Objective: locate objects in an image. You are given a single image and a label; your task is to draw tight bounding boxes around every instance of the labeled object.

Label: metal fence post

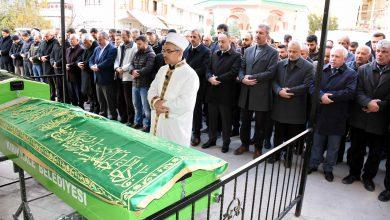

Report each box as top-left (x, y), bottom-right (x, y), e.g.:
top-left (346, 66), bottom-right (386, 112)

top-left (295, 0), bottom-right (331, 217)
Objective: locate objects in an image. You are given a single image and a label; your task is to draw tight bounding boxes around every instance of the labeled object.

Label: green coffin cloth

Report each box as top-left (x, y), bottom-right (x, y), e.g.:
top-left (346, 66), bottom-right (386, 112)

top-left (0, 97), bottom-right (228, 211)
top-left (0, 71), bottom-right (50, 104)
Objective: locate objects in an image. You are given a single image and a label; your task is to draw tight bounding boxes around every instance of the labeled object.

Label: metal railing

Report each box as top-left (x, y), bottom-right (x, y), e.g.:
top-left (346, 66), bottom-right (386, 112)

top-left (147, 128), bottom-right (313, 220)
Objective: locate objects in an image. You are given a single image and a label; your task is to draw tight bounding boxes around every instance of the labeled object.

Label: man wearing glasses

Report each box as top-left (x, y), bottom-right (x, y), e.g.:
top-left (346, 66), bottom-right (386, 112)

top-left (148, 33), bottom-right (200, 147)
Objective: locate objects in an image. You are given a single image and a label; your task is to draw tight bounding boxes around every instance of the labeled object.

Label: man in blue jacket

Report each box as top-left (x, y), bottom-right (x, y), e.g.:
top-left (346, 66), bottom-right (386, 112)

top-left (309, 45), bottom-right (357, 182)
top-left (89, 31), bottom-right (118, 120)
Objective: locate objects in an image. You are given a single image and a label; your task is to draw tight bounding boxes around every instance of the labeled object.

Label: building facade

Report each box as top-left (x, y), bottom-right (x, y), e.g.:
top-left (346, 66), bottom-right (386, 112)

top-left (67, 0), bottom-right (205, 33)
top-left (356, 0), bottom-right (390, 32)
top-left (196, 0), bottom-right (309, 41)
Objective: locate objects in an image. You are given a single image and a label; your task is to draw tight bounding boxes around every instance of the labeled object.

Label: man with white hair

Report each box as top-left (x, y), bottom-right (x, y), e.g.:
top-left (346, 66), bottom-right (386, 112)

top-left (78, 34), bottom-right (99, 113)
top-left (147, 32), bottom-right (199, 147)
top-left (268, 40), bottom-right (314, 165)
top-left (39, 29), bottom-right (61, 101)
top-left (344, 40), bottom-right (390, 202)
top-left (309, 45), bottom-right (357, 182)
top-left (65, 34), bottom-right (84, 108)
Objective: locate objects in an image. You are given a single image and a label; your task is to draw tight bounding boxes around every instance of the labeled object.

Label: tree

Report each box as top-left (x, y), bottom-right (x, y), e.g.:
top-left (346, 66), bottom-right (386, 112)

top-left (0, 0), bottom-right (51, 32)
top-left (308, 13), bottom-right (339, 35)
top-left (228, 20), bottom-right (241, 38)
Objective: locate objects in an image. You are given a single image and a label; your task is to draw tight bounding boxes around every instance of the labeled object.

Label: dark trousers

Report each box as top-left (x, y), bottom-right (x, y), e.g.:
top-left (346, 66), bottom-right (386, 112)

top-left (1, 59), bottom-right (13, 72)
top-left (273, 121), bottom-right (305, 160)
top-left (96, 83), bottom-right (117, 119)
top-left (23, 60), bottom-right (32, 77)
top-left (348, 126), bottom-right (384, 180)
top-left (192, 99), bottom-right (203, 138)
top-left (48, 74), bottom-right (64, 102)
top-left (116, 79), bottom-right (127, 122)
top-left (208, 103), bottom-right (232, 145)
top-left (67, 80), bottom-right (83, 108)
top-left (385, 145), bottom-right (390, 190)
top-left (240, 108), bottom-right (268, 150)
top-left (123, 81), bottom-right (135, 124)
top-left (264, 115), bottom-right (274, 141)
top-left (232, 105), bottom-right (241, 131)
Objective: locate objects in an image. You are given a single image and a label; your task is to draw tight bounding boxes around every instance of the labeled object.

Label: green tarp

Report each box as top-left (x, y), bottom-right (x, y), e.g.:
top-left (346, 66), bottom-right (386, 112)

top-left (0, 97), bottom-right (228, 211)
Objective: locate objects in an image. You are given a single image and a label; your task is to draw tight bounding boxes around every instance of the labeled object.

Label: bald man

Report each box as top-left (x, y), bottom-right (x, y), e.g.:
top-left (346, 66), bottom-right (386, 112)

top-left (268, 41), bottom-right (314, 165)
top-left (346, 45), bottom-right (371, 71)
top-left (338, 36), bottom-right (355, 62)
top-left (38, 30), bottom-right (61, 101)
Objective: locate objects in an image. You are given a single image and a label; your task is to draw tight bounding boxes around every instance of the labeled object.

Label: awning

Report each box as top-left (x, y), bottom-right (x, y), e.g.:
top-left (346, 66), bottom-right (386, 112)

top-left (127, 10), bottom-right (167, 29)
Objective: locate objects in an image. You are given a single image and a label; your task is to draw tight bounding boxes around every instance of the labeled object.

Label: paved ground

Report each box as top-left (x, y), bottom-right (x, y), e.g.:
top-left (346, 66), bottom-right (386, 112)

top-left (0, 132), bottom-right (389, 220)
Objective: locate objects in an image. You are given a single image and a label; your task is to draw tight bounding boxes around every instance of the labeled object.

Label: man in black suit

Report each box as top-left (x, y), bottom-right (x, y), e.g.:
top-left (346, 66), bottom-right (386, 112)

top-left (0, 29), bottom-right (13, 72)
top-left (202, 32), bottom-right (241, 153)
top-left (183, 29), bottom-right (211, 146)
top-left (234, 24), bottom-right (279, 159)
top-left (343, 40), bottom-right (390, 199)
top-left (268, 41), bottom-right (313, 165)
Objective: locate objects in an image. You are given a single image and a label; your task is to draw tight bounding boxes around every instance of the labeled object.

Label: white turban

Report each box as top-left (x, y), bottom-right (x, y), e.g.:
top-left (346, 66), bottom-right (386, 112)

top-left (165, 33), bottom-right (189, 51)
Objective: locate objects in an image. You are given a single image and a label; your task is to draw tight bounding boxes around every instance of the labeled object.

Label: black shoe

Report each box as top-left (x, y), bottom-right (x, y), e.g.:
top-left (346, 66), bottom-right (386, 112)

top-left (378, 190), bottom-right (390, 202)
top-left (263, 139), bottom-right (272, 149)
top-left (125, 122), bottom-right (133, 127)
top-left (230, 129), bottom-right (240, 137)
top-left (191, 136), bottom-right (201, 146)
top-left (363, 179), bottom-right (375, 192)
top-left (324, 171), bottom-right (334, 182)
top-left (307, 167), bottom-right (318, 175)
top-left (202, 140), bottom-right (216, 149)
top-left (284, 159), bottom-right (292, 168)
top-left (250, 137), bottom-right (255, 145)
top-left (109, 115), bottom-right (118, 121)
top-left (141, 126), bottom-right (150, 133)
top-left (221, 143), bottom-right (229, 153)
top-left (267, 156), bottom-right (279, 164)
top-left (131, 124), bottom-right (143, 129)
top-left (342, 175), bottom-right (360, 184)
top-left (201, 127), bottom-right (209, 133)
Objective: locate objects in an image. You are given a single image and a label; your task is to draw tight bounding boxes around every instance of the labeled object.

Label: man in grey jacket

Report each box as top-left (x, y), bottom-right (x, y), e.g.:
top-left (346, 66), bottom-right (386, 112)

top-left (234, 24), bottom-right (279, 159)
top-left (114, 29), bottom-right (137, 126)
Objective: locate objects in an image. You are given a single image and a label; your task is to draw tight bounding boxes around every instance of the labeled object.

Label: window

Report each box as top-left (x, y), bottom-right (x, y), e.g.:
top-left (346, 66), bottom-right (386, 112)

top-left (85, 0), bottom-right (101, 6)
top-left (153, 0), bottom-right (157, 12)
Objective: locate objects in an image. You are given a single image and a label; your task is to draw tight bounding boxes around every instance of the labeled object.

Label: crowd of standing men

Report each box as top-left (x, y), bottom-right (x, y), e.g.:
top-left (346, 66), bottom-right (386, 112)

top-left (0, 23), bottom-right (389, 202)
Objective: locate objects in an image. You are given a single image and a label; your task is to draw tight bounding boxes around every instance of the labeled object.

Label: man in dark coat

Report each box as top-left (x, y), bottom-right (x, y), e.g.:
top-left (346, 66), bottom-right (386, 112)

top-left (202, 33), bottom-right (241, 153)
top-left (269, 41), bottom-right (313, 165)
top-left (343, 40), bottom-right (390, 200)
top-left (40, 30), bottom-right (61, 101)
top-left (78, 34), bottom-right (99, 113)
top-left (309, 45), bottom-right (357, 182)
top-left (234, 24), bottom-right (278, 159)
top-left (0, 29), bottom-right (13, 72)
top-left (183, 29), bottom-right (211, 146)
top-left (89, 31), bottom-right (118, 120)
top-left (9, 35), bottom-right (24, 76)
top-left (20, 31), bottom-right (34, 77)
top-left (66, 34), bottom-right (84, 108)
top-left (49, 37), bottom-right (65, 102)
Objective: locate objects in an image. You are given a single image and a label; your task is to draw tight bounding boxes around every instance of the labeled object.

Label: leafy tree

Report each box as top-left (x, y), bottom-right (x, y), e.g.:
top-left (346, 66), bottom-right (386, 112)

top-left (308, 13), bottom-right (338, 35)
top-left (0, 0), bottom-right (51, 32)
